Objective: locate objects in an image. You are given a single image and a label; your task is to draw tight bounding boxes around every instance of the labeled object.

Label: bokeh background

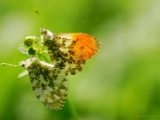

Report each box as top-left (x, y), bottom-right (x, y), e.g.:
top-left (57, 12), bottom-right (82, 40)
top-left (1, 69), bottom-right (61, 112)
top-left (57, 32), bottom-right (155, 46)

top-left (0, 0), bottom-right (160, 120)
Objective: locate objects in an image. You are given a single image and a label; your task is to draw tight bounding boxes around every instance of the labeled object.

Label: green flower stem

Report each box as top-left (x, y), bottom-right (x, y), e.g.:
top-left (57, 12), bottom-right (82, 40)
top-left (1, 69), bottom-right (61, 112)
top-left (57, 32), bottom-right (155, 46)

top-left (40, 54), bottom-right (50, 63)
top-left (66, 95), bottom-right (79, 120)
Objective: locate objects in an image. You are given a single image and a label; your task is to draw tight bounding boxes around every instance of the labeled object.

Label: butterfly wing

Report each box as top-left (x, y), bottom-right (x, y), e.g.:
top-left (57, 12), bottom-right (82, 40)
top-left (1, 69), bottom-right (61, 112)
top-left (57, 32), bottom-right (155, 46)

top-left (20, 57), bottom-right (68, 110)
top-left (55, 33), bottom-right (100, 75)
top-left (41, 29), bottom-right (100, 75)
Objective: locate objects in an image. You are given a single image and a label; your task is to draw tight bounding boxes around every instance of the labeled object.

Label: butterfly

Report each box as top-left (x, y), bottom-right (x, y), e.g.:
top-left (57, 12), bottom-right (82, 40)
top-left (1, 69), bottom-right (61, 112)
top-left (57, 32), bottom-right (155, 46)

top-left (40, 28), bottom-right (100, 75)
top-left (17, 27), bottom-right (100, 110)
top-left (19, 57), bottom-right (68, 110)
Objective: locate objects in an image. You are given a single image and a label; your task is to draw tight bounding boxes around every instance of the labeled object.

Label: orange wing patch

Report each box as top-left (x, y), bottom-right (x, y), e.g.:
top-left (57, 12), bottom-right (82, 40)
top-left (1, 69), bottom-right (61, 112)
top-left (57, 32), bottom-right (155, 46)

top-left (71, 33), bottom-right (100, 61)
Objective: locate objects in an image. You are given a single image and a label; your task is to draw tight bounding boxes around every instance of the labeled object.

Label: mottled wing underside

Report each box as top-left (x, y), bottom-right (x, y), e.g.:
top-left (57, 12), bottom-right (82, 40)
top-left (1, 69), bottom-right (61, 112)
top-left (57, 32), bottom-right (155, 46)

top-left (41, 28), bottom-right (100, 75)
top-left (20, 57), bottom-right (68, 110)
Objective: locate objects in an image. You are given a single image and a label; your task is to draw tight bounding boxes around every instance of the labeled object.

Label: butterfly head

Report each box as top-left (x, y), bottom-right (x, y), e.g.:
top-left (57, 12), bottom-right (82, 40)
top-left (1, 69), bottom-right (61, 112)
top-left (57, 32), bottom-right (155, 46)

top-left (40, 28), bottom-right (54, 45)
top-left (19, 57), bottom-right (39, 68)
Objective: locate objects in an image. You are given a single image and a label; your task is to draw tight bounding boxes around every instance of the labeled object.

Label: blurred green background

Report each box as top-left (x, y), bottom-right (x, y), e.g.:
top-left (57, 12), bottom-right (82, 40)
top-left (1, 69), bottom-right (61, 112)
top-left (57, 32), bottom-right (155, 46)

top-left (0, 0), bottom-right (160, 120)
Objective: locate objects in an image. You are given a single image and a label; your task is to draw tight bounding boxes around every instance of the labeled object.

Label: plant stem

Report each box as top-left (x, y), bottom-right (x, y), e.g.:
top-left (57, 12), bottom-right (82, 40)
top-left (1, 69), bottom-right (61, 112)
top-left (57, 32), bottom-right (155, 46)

top-left (66, 95), bottom-right (79, 120)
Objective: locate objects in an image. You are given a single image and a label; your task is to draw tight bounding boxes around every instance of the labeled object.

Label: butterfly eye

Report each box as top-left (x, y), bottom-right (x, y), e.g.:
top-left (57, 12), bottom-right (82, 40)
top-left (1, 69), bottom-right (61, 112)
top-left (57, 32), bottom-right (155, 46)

top-left (19, 61), bottom-right (26, 68)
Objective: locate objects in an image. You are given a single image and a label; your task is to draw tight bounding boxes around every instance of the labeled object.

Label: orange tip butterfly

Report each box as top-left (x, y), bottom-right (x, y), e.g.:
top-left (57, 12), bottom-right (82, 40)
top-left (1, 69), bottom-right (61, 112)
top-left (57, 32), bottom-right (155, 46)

top-left (40, 28), bottom-right (100, 75)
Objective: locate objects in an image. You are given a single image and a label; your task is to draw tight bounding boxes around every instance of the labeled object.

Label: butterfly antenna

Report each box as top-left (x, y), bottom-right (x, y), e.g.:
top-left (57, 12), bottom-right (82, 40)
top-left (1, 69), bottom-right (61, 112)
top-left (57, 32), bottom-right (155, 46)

top-left (35, 9), bottom-right (47, 28)
top-left (1, 63), bottom-right (19, 67)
